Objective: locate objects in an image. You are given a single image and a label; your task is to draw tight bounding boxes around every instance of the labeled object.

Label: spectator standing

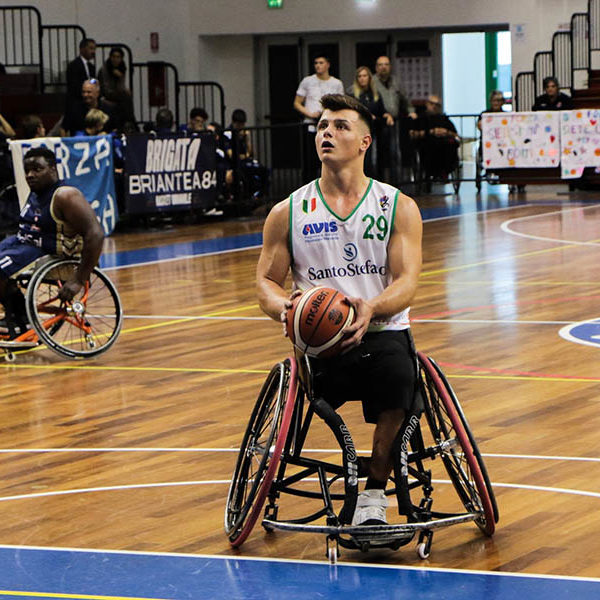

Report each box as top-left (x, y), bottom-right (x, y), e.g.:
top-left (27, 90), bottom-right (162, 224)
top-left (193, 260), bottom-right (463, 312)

top-left (65, 39), bottom-right (96, 126)
top-left (373, 56), bottom-right (416, 181)
top-left (348, 66), bottom-right (386, 177)
top-left (294, 56), bottom-right (344, 181)
top-left (97, 47), bottom-right (135, 128)
top-left (532, 76), bottom-right (574, 111)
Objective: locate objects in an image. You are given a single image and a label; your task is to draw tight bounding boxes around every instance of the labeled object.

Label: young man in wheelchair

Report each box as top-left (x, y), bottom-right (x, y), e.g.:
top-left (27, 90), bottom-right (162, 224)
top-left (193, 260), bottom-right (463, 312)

top-left (256, 93), bottom-right (423, 526)
top-left (0, 147), bottom-right (104, 339)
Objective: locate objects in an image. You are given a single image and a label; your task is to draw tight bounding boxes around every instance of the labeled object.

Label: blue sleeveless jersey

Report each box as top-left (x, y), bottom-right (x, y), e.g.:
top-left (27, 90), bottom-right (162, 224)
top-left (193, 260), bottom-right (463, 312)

top-left (17, 181), bottom-right (83, 256)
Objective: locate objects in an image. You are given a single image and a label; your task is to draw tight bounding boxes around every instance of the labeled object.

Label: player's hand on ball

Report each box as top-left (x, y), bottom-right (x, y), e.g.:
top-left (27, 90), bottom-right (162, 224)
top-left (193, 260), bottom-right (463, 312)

top-left (280, 289), bottom-right (302, 337)
top-left (339, 296), bottom-right (374, 352)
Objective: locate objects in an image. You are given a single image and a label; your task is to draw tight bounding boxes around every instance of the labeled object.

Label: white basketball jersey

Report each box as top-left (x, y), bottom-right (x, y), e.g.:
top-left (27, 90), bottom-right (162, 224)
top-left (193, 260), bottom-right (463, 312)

top-left (289, 178), bottom-right (410, 332)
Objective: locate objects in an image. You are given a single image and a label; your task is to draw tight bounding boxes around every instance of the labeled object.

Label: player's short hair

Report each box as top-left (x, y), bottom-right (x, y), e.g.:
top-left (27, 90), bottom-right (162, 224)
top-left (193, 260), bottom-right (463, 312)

top-left (24, 146), bottom-right (57, 167)
top-left (320, 93), bottom-right (373, 133)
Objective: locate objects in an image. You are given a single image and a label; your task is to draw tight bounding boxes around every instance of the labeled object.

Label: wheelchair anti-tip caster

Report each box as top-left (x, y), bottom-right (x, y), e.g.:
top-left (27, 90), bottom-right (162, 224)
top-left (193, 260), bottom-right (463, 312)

top-left (327, 536), bottom-right (339, 564)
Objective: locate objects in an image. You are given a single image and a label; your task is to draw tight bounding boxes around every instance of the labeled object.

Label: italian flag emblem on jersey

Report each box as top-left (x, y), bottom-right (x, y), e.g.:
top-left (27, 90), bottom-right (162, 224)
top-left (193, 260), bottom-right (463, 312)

top-left (302, 197), bottom-right (317, 213)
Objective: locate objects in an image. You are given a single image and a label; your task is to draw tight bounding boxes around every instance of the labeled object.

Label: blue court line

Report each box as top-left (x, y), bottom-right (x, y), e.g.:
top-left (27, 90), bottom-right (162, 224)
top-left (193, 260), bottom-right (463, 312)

top-left (0, 546), bottom-right (598, 600)
top-left (99, 200), bottom-right (529, 270)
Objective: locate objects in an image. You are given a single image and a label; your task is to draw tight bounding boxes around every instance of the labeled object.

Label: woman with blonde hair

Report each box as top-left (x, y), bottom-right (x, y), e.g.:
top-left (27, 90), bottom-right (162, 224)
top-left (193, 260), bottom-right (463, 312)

top-left (347, 66), bottom-right (387, 176)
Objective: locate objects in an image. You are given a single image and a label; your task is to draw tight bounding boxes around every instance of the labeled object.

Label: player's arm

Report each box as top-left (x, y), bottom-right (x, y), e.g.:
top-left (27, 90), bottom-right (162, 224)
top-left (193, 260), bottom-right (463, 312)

top-left (293, 94), bottom-right (309, 118)
top-left (342, 193), bottom-right (422, 348)
top-left (53, 187), bottom-right (105, 300)
top-left (256, 199), bottom-right (293, 322)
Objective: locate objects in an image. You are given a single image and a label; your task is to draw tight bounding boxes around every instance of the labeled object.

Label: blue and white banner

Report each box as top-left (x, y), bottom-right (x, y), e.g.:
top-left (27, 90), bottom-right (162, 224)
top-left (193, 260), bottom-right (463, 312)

top-left (10, 135), bottom-right (118, 235)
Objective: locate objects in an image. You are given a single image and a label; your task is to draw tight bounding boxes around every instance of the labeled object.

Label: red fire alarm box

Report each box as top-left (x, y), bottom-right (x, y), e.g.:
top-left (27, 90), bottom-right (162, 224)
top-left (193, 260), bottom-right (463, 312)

top-left (150, 32), bottom-right (159, 53)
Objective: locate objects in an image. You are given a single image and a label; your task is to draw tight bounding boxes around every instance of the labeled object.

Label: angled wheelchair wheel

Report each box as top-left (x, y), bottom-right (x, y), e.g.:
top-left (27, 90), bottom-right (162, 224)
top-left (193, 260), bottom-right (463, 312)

top-left (418, 352), bottom-right (498, 535)
top-left (25, 258), bottom-right (122, 359)
top-left (225, 357), bottom-right (298, 547)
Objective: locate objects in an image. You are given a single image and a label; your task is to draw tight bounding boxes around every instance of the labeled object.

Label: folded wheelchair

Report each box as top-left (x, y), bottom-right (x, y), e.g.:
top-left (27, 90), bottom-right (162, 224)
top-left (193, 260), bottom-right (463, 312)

top-left (224, 349), bottom-right (499, 563)
top-left (0, 257), bottom-right (122, 362)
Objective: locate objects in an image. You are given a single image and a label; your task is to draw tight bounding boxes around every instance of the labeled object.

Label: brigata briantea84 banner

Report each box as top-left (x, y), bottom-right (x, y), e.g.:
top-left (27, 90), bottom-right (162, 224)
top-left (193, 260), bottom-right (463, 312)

top-left (125, 133), bottom-right (217, 214)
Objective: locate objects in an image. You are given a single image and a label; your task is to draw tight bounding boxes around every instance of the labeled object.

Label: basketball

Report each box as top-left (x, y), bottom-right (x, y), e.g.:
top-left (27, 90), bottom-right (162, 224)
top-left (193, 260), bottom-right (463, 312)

top-left (286, 286), bottom-right (355, 358)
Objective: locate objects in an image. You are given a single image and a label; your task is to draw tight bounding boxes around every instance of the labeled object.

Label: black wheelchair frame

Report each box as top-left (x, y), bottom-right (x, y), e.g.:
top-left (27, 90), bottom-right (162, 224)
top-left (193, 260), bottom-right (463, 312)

top-left (0, 257), bottom-right (123, 362)
top-left (224, 350), bottom-right (499, 563)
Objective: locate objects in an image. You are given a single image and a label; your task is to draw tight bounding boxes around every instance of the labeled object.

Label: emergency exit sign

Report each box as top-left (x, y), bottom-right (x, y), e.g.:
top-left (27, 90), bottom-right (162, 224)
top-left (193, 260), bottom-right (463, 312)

top-left (267, 0), bottom-right (283, 7)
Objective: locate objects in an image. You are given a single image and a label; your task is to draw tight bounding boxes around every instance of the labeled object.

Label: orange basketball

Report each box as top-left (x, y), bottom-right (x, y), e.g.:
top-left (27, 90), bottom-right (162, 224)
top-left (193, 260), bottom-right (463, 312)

top-left (286, 287), bottom-right (355, 358)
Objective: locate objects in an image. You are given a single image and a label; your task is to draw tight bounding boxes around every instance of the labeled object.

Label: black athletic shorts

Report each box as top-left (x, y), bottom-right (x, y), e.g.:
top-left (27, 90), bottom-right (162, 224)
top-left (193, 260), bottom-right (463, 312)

top-left (311, 329), bottom-right (417, 424)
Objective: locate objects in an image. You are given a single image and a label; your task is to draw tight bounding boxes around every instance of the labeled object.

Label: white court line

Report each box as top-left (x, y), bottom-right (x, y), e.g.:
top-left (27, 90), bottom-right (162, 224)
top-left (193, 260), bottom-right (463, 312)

top-left (500, 203), bottom-right (600, 246)
top-left (558, 317), bottom-right (600, 348)
top-left (1, 477), bottom-right (599, 503)
top-left (1, 447), bottom-right (600, 463)
top-left (1, 542), bottom-right (599, 584)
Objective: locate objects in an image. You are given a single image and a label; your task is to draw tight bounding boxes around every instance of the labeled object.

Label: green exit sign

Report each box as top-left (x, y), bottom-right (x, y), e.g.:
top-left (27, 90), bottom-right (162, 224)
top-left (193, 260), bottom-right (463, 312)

top-left (267, 0), bottom-right (283, 7)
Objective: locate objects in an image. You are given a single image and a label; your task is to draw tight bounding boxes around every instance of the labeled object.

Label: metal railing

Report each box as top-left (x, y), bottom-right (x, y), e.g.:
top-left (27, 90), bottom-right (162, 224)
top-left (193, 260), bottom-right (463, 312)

top-left (40, 24), bottom-right (86, 92)
top-left (0, 5), bottom-right (41, 70)
top-left (179, 81), bottom-right (226, 128)
top-left (514, 0), bottom-right (600, 110)
top-left (131, 61), bottom-right (179, 126)
top-left (515, 72), bottom-right (535, 112)
top-left (226, 114), bottom-right (481, 203)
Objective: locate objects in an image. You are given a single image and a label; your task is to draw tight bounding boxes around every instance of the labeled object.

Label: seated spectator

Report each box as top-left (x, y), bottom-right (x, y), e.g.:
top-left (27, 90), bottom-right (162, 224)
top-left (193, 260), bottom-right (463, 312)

top-left (62, 79), bottom-right (114, 136)
top-left (207, 121), bottom-right (233, 201)
top-left (477, 90), bottom-right (505, 130)
top-left (154, 108), bottom-right (175, 135)
top-left (180, 107), bottom-right (208, 134)
top-left (21, 115), bottom-right (46, 139)
top-left (74, 108), bottom-right (109, 137)
top-left (224, 109), bottom-right (269, 201)
top-left (98, 47), bottom-right (136, 129)
top-left (0, 112), bottom-right (15, 138)
top-left (348, 66), bottom-right (387, 177)
top-left (409, 94), bottom-right (460, 181)
top-left (532, 76), bottom-right (574, 111)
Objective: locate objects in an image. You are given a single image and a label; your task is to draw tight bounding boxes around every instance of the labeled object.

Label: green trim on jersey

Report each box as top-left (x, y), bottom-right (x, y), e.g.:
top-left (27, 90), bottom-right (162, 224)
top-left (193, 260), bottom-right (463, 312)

top-left (288, 194), bottom-right (294, 262)
top-left (315, 178), bottom-right (373, 222)
top-left (389, 189), bottom-right (400, 237)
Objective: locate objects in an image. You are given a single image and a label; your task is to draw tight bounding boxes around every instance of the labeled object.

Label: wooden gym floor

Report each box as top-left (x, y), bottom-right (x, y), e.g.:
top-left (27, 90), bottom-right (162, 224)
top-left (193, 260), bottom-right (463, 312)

top-left (1, 181), bottom-right (600, 597)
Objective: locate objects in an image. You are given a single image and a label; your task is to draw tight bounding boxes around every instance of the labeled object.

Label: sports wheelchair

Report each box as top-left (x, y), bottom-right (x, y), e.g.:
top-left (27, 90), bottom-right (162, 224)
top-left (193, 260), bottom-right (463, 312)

top-left (224, 350), bottom-right (498, 563)
top-left (0, 257), bottom-right (122, 362)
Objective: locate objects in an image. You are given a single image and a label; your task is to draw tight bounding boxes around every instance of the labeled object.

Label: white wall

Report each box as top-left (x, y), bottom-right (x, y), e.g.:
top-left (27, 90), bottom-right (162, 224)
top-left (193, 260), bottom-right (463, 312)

top-left (197, 36), bottom-right (255, 125)
top-left (1, 0), bottom-right (587, 122)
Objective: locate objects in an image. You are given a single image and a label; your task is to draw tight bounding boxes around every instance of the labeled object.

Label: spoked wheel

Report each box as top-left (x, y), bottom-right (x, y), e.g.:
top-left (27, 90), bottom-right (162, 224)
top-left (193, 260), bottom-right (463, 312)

top-left (418, 352), bottom-right (498, 535)
top-left (25, 258), bottom-right (122, 359)
top-left (225, 357), bottom-right (298, 547)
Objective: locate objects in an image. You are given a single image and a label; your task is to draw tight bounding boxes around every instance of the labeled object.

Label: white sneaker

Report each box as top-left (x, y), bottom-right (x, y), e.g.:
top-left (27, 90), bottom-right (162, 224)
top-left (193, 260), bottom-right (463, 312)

top-left (352, 489), bottom-right (388, 526)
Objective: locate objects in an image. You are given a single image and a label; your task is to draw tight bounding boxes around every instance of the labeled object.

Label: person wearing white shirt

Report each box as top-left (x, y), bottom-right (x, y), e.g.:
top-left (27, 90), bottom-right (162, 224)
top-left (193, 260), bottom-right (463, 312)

top-left (294, 56), bottom-right (344, 180)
